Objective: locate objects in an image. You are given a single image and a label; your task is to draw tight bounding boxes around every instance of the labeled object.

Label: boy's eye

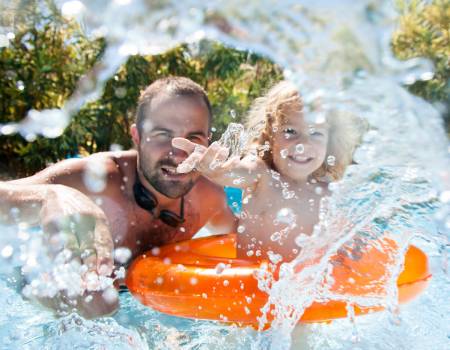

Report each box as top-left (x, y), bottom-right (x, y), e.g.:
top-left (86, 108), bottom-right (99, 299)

top-left (308, 128), bottom-right (323, 137)
top-left (310, 131), bottom-right (323, 137)
top-left (283, 128), bottom-right (297, 135)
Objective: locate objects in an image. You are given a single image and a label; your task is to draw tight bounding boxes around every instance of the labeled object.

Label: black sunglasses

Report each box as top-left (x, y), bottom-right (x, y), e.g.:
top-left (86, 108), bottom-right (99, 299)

top-left (133, 175), bottom-right (185, 228)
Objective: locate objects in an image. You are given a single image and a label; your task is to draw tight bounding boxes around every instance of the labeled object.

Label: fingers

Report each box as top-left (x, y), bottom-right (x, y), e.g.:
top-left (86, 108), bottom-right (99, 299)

top-left (177, 150), bottom-right (204, 173)
top-left (42, 215), bottom-right (81, 257)
top-left (42, 213), bottom-right (113, 277)
top-left (92, 219), bottom-right (114, 276)
top-left (172, 137), bottom-right (200, 155)
top-left (77, 217), bottom-right (113, 276)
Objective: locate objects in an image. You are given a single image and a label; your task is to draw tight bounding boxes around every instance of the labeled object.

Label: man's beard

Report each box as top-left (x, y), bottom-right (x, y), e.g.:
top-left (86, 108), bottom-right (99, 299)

top-left (140, 159), bottom-right (196, 199)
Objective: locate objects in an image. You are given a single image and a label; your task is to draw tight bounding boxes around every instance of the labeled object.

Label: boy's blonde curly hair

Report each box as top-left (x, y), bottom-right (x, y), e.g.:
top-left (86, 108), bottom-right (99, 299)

top-left (245, 80), bottom-right (367, 181)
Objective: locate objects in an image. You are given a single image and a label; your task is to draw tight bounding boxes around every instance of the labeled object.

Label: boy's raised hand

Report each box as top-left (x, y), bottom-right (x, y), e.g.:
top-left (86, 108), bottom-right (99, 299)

top-left (172, 138), bottom-right (238, 178)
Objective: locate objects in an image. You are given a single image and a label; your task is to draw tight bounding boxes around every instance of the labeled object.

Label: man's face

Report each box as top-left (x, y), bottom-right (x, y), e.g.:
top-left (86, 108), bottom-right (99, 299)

top-left (134, 94), bottom-right (210, 198)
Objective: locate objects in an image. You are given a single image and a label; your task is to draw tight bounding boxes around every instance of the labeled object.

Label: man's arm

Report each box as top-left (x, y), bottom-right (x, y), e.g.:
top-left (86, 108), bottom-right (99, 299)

top-left (0, 157), bottom-right (117, 318)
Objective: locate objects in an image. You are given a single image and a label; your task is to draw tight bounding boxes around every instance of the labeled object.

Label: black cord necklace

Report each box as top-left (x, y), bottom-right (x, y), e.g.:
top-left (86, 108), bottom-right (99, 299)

top-left (133, 174), bottom-right (185, 228)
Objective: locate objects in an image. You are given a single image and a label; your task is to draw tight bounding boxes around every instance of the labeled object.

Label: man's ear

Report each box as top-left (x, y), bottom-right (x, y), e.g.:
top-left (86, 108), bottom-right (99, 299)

top-left (131, 124), bottom-right (140, 147)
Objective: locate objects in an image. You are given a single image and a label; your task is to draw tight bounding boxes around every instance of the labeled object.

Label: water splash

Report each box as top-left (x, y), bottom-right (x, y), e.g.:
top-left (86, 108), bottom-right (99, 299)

top-left (1, 0), bottom-right (449, 349)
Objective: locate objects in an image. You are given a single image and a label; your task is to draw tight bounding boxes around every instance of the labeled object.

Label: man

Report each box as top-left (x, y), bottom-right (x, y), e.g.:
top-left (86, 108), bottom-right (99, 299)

top-left (0, 76), bottom-right (237, 317)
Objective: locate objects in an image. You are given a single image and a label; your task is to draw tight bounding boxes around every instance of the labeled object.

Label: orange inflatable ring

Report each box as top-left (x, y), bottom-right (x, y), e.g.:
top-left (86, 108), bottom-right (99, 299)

top-left (126, 233), bottom-right (431, 327)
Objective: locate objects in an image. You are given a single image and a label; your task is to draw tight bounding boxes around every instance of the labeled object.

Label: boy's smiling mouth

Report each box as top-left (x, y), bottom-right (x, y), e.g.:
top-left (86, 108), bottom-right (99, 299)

top-left (289, 155), bottom-right (313, 164)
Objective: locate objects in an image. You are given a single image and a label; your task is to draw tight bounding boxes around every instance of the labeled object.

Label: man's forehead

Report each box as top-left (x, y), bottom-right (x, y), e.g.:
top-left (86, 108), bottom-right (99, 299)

top-left (148, 92), bottom-right (206, 113)
top-left (141, 94), bottom-right (209, 134)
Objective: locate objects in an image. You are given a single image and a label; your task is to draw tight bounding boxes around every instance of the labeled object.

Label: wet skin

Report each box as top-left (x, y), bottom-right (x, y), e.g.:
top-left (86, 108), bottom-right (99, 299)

top-left (173, 113), bottom-right (330, 262)
top-left (9, 95), bottom-right (236, 259)
top-left (1, 94), bottom-right (236, 318)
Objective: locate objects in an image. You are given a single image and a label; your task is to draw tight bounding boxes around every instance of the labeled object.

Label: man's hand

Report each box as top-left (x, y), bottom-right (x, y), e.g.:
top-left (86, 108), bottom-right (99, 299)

top-left (1, 182), bottom-right (117, 318)
top-left (40, 185), bottom-right (114, 276)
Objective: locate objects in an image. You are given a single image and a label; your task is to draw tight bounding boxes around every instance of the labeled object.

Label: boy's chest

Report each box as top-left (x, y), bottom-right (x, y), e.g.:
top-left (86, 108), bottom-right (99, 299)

top-left (240, 188), bottom-right (321, 238)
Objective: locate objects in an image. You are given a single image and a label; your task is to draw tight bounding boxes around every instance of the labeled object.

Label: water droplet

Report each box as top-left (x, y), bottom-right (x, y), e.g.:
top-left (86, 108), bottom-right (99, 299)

top-left (151, 247), bottom-right (160, 256)
top-left (215, 263), bottom-right (226, 274)
top-left (223, 280), bottom-right (230, 287)
top-left (61, 0), bottom-right (85, 18)
top-left (229, 110), bottom-right (236, 119)
top-left (110, 143), bottom-right (123, 152)
top-left (267, 251), bottom-right (282, 264)
top-left (295, 144), bottom-right (304, 154)
top-left (190, 277), bottom-right (198, 285)
top-left (16, 80), bottom-right (24, 91)
top-left (114, 247), bottom-right (132, 264)
top-left (237, 225), bottom-right (246, 233)
top-left (1, 245), bottom-right (13, 258)
top-left (233, 177), bottom-right (244, 185)
top-left (102, 287), bottom-right (118, 304)
top-left (83, 159), bottom-right (107, 193)
top-left (155, 276), bottom-right (164, 285)
top-left (315, 186), bottom-right (323, 195)
top-left (439, 191), bottom-right (450, 203)
top-left (295, 233), bottom-right (310, 247)
top-left (114, 87), bottom-right (126, 98)
top-left (327, 155), bottom-right (336, 166)
top-left (270, 231), bottom-right (282, 242)
top-left (280, 149), bottom-right (289, 158)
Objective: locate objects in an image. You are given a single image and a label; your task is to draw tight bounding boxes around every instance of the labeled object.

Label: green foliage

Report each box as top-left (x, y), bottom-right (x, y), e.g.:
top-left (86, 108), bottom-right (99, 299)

top-left (0, 2), bottom-right (105, 176)
top-left (392, 0), bottom-right (450, 130)
top-left (0, 7), bottom-right (282, 177)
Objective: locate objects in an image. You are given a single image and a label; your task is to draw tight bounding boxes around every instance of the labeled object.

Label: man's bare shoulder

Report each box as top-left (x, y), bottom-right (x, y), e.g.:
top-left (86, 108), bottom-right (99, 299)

top-left (9, 150), bottom-right (137, 189)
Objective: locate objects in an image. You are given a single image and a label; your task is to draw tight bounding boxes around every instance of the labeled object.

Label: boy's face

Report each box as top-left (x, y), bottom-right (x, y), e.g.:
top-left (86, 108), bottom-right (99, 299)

top-left (132, 94), bottom-right (210, 198)
top-left (271, 112), bottom-right (329, 182)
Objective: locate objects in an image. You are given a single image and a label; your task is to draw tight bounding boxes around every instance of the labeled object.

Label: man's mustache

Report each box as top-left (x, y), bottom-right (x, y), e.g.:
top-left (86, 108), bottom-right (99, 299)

top-left (156, 159), bottom-right (181, 169)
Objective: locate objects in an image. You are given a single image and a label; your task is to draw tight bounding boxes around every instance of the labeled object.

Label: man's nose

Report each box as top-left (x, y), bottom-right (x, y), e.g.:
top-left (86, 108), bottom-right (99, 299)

top-left (168, 144), bottom-right (188, 161)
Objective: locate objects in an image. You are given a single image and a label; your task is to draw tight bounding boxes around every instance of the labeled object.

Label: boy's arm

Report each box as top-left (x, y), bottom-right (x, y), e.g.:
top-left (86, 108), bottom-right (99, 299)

top-left (172, 138), bottom-right (267, 189)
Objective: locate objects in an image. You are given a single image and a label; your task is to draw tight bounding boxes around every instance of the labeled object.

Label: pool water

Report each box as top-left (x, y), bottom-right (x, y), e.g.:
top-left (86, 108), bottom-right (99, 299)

top-left (1, 0), bottom-right (449, 349)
